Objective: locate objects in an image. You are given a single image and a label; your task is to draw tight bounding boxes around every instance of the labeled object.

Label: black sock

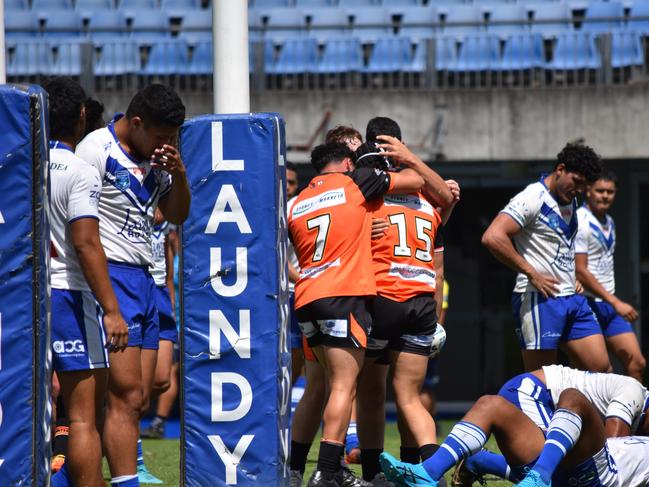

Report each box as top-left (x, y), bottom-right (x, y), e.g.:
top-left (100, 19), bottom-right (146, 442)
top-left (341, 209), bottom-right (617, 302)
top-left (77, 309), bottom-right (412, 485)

top-left (400, 446), bottom-right (421, 463)
top-left (290, 441), bottom-right (312, 474)
top-left (360, 448), bottom-right (382, 481)
top-left (316, 441), bottom-right (344, 474)
top-left (420, 443), bottom-right (440, 461)
top-left (52, 422), bottom-right (69, 457)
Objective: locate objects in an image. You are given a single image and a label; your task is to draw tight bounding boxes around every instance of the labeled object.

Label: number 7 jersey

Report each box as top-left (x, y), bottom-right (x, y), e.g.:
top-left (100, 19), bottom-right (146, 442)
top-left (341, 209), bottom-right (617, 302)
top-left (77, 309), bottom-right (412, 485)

top-left (288, 168), bottom-right (393, 309)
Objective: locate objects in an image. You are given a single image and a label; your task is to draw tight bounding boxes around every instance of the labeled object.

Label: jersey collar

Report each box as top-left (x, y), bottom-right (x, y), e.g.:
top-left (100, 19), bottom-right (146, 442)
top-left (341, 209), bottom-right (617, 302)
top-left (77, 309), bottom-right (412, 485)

top-left (539, 173), bottom-right (575, 208)
top-left (49, 140), bottom-right (74, 153)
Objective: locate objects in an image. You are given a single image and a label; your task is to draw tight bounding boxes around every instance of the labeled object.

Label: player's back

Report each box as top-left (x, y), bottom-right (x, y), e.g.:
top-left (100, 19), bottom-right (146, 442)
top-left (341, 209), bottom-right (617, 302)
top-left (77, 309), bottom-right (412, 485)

top-left (372, 192), bottom-right (441, 302)
top-left (288, 171), bottom-right (381, 308)
top-left (606, 436), bottom-right (649, 486)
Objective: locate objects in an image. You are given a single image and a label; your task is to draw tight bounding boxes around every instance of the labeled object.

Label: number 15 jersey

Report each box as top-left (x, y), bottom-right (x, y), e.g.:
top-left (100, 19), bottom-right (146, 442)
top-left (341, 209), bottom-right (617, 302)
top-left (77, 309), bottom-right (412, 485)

top-left (288, 168), bottom-right (393, 309)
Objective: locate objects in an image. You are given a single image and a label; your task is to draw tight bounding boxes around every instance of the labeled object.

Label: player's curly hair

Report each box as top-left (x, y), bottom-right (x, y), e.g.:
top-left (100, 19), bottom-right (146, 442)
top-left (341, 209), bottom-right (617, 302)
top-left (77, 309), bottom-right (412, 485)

top-left (126, 84), bottom-right (185, 128)
top-left (311, 142), bottom-right (355, 173)
top-left (555, 143), bottom-right (603, 183)
top-left (43, 77), bottom-right (86, 140)
top-left (596, 169), bottom-right (617, 185)
top-left (325, 125), bottom-right (362, 146)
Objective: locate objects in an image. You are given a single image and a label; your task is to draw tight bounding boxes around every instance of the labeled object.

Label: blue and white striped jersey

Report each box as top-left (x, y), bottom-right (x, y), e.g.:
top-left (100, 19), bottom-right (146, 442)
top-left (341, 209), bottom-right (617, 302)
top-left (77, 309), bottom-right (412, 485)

top-left (575, 205), bottom-right (616, 297)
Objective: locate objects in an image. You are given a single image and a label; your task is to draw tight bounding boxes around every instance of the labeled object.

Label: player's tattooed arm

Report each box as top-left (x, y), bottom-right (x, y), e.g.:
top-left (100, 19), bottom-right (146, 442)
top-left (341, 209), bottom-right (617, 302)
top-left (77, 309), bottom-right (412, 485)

top-left (156, 144), bottom-right (191, 225)
top-left (482, 213), bottom-right (559, 298)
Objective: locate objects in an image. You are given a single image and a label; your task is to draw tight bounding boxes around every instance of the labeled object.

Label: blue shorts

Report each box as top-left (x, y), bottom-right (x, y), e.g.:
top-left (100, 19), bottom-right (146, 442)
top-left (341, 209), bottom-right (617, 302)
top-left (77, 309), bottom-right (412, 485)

top-left (498, 372), bottom-right (554, 431)
top-left (108, 261), bottom-right (159, 350)
top-left (51, 288), bottom-right (109, 372)
top-left (588, 299), bottom-right (634, 338)
top-left (289, 292), bottom-right (302, 350)
top-left (155, 285), bottom-right (177, 343)
top-left (512, 292), bottom-right (602, 350)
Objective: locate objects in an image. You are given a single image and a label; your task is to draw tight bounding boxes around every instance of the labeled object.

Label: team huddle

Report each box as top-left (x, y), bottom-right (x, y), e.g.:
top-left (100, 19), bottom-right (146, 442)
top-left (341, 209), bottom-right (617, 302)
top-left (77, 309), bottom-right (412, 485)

top-left (286, 122), bottom-right (649, 486)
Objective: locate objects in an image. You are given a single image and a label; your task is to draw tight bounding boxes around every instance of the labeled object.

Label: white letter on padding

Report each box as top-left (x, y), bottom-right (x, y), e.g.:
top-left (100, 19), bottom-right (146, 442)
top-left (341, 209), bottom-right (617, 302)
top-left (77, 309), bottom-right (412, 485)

top-left (205, 185), bottom-right (251, 235)
top-left (212, 122), bottom-right (244, 172)
top-left (208, 434), bottom-right (254, 485)
top-left (209, 310), bottom-right (251, 359)
top-left (211, 372), bottom-right (253, 422)
top-left (210, 247), bottom-right (248, 297)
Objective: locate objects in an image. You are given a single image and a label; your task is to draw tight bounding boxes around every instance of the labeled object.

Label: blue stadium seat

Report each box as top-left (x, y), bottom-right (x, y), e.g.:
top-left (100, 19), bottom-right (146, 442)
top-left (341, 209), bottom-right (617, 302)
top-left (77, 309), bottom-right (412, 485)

top-left (252, 0), bottom-right (289, 7)
top-left (5, 0), bottom-right (29, 9)
top-left (178, 10), bottom-right (211, 43)
top-left (365, 36), bottom-right (413, 72)
top-left (380, 0), bottom-right (421, 5)
top-left (339, 0), bottom-right (375, 6)
top-left (7, 42), bottom-right (52, 76)
top-left (130, 10), bottom-right (170, 43)
top-left (119, 0), bottom-right (156, 11)
top-left (188, 40), bottom-right (212, 74)
top-left (262, 7), bottom-right (306, 43)
top-left (403, 38), bottom-right (427, 72)
top-left (295, 0), bottom-right (330, 6)
top-left (498, 33), bottom-right (545, 70)
top-left (249, 8), bottom-right (262, 41)
top-left (267, 37), bottom-right (318, 74)
top-left (435, 36), bottom-right (458, 71)
top-left (32, 0), bottom-right (72, 9)
top-left (547, 32), bottom-right (601, 69)
top-left (611, 30), bottom-right (643, 68)
top-left (75, 0), bottom-right (114, 12)
top-left (161, 0), bottom-right (200, 9)
top-left (451, 34), bottom-right (500, 71)
top-left (350, 7), bottom-right (392, 42)
top-left (5, 11), bottom-right (40, 39)
top-left (530, 2), bottom-right (571, 38)
top-left (307, 7), bottom-right (349, 41)
top-left (316, 37), bottom-right (363, 73)
top-left (582, 1), bottom-right (623, 33)
top-left (399, 6), bottom-right (438, 41)
top-left (142, 39), bottom-right (189, 74)
top-left (628, 2), bottom-right (649, 35)
top-left (443, 6), bottom-right (484, 39)
top-left (94, 38), bottom-right (141, 74)
top-left (487, 5), bottom-right (528, 39)
top-left (47, 41), bottom-right (83, 75)
top-left (43, 11), bottom-right (83, 38)
top-left (88, 11), bottom-right (127, 38)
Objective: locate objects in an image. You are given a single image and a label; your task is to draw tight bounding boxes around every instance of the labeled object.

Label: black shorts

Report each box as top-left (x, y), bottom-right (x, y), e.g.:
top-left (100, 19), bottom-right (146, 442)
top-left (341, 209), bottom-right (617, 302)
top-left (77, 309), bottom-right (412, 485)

top-left (296, 296), bottom-right (373, 350)
top-left (367, 294), bottom-right (438, 357)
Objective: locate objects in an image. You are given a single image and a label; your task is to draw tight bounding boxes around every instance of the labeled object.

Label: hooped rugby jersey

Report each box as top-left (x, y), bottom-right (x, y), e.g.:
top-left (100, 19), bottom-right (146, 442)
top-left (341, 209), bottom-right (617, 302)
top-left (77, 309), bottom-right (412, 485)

top-left (76, 115), bottom-right (172, 267)
top-left (575, 205), bottom-right (616, 297)
top-left (372, 192), bottom-right (442, 302)
top-left (288, 168), bottom-right (393, 309)
top-left (151, 220), bottom-right (173, 287)
top-left (501, 179), bottom-right (578, 295)
top-left (49, 141), bottom-right (102, 291)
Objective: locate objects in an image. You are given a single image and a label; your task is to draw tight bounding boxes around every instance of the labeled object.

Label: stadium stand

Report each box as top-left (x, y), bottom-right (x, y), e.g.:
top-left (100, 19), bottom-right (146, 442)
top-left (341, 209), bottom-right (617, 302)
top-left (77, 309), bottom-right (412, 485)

top-left (88, 11), bottom-right (127, 39)
top-left (350, 6), bottom-right (393, 42)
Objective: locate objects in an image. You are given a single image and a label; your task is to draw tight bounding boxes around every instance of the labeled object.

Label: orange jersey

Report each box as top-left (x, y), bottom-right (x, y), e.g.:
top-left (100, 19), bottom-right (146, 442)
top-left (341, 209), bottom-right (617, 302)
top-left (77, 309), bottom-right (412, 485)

top-left (372, 192), bottom-right (442, 302)
top-left (288, 168), bottom-right (393, 309)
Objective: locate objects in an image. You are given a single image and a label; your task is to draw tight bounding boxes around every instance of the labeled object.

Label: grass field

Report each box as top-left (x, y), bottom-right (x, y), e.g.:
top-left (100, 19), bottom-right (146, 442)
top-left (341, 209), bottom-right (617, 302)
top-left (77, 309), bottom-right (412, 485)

top-left (122, 421), bottom-right (513, 486)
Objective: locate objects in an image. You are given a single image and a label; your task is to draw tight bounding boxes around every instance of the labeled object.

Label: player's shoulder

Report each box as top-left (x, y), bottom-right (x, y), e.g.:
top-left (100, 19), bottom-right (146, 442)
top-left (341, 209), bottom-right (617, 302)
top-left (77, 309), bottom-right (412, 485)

top-left (76, 127), bottom-right (113, 158)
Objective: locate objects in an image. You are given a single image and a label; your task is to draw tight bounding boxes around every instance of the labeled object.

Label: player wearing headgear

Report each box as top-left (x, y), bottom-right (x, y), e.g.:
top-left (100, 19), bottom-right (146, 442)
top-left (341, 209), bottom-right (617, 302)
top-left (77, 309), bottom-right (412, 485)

top-left (45, 77), bottom-right (129, 487)
top-left (380, 386), bottom-right (649, 487)
top-left (288, 142), bottom-right (424, 487)
top-left (575, 171), bottom-right (645, 381)
top-left (482, 144), bottom-right (607, 373)
top-left (76, 84), bottom-right (190, 487)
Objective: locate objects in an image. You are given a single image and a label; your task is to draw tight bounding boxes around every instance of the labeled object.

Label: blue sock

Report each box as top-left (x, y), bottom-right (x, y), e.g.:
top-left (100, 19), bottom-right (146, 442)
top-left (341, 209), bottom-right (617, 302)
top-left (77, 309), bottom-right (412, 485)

top-left (345, 422), bottom-right (359, 453)
top-left (533, 408), bottom-right (582, 483)
top-left (465, 450), bottom-right (511, 480)
top-left (111, 474), bottom-right (140, 486)
top-left (51, 463), bottom-right (72, 487)
top-left (137, 438), bottom-right (145, 468)
top-left (422, 421), bottom-right (487, 481)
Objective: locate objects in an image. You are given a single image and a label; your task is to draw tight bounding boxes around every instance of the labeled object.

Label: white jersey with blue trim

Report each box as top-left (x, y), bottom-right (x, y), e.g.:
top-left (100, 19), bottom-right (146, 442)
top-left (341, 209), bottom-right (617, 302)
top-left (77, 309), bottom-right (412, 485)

top-left (151, 220), bottom-right (172, 287)
top-left (543, 365), bottom-right (649, 434)
top-left (575, 206), bottom-right (616, 297)
top-left (501, 180), bottom-right (578, 295)
top-left (606, 436), bottom-right (649, 487)
top-left (49, 142), bottom-right (102, 291)
top-left (76, 115), bottom-right (172, 267)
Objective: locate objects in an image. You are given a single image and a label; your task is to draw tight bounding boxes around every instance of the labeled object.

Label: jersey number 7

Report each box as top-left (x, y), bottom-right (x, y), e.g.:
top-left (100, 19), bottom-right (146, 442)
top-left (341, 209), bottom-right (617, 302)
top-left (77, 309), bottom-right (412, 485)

top-left (307, 214), bottom-right (331, 263)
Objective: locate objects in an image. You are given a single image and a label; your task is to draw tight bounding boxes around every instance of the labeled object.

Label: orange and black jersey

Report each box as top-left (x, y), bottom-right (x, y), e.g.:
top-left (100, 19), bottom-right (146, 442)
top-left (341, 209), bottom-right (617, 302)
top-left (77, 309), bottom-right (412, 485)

top-left (372, 192), bottom-right (442, 302)
top-left (288, 167), bottom-right (393, 309)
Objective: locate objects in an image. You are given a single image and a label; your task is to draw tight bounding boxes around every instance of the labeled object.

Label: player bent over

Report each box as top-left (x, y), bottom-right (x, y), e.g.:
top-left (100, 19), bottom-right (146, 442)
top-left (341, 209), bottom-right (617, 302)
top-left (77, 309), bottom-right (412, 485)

top-left (45, 78), bottom-right (129, 487)
top-left (76, 84), bottom-right (190, 487)
top-left (482, 144), bottom-right (608, 372)
top-left (288, 142), bottom-right (424, 487)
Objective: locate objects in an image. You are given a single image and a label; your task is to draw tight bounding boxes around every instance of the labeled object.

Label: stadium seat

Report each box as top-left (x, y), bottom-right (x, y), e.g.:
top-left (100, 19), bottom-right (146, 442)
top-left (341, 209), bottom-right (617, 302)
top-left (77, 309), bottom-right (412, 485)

top-left (498, 33), bottom-right (545, 70)
top-left (43, 11), bottom-right (83, 38)
top-left (582, 1), bottom-right (623, 34)
top-left (435, 36), bottom-right (458, 71)
top-left (611, 30), bottom-right (643, 68)
top-left (178, 10), bottom-right (211, 43)
top-left (350, 7), bottom-right (392, 42)
top-left (307, 7), bottom-right (349, 41)
top-left (252, 0), bottom-right (289, 7)
top-left (118, 0), bottom-right (156, 11)
top-left (161, 0), bottom-right (200, 9)
top-left (628, 2), bottom-right (649, 35)
top-left (88, 11), bottom-right (127, 38)
top-left (365, 36), bottom-right (413, 72)
top-left (188, 40), bottom-right (212, 74)
top-left (267, 37), bottom-right (318, 74)
top-left (5, 0), bottom-right (29, 9)
top-left (75, 0), bottom-right (114, 12)
top-left (316, 37), bottom-right (363, 73)
top-left (32, 0), bottom-right (72, 10)
top-left (130, 10), bottom-right (171, 43)
top-left (7, 42), bottom-right (52, 76)
top-left (142, 39), bottom-right (189, 74)
top-left (47, 41), bottom-right (83, 75)
top-left (5, 11), bottom-right (40, 39)
top-left (295, 0), bottom-right (330, 6)
top-left (262, 7), bottom-right (307, 43)
top-left (443, 6), bottom-right (484, 39)
top-left (530, 2), bottom-right (571, 38)
top-left (547, 32), bottom-right (601, 69)
top-left (487, 5), bottom-right (528, 39)
top-left (94, 38), bottom-right (141, 74)
top-left (380, 0), bottom-right (421, 5)
top-left (339, 0), bottom-right (375, 6)
top-left (399, 6), bottom-right (439, 41)
top-left (451, 34), bottom-right (500, 71)
top-left (403, 38), bottom-right (427, 72)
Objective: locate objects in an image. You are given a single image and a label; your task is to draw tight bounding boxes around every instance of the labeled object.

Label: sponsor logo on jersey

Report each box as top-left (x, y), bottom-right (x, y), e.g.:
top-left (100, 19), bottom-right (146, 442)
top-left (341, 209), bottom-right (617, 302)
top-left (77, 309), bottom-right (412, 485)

top-left (388, 263), bottom-right (436, 285)
top-left (52, 340), bottom-right (85, 355)
top-left (300, 258), bottom-right (341, 279)
top-left (292, 189), bottom-right (346, 218)
top-left (114, 169), bottom-right (131, 191)
top-left (384, 194), bottom-right (434, 215)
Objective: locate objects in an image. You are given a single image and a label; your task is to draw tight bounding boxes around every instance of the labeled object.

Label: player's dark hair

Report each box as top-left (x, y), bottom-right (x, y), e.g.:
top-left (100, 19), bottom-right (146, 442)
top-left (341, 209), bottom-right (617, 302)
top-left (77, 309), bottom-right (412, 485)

top-left (366, 116), bottom-right (402, 143)
top-left (286, 161), bottom-right (298, 173)
top-left (84, 97), bottom-right (105, 137)
top-left (311, 142), bottom-right (355, 173)
top-left (555, 143), bottom-right (602, 183)
top-left (596, 169), bottom-right (617, 185)
top-left (325, 125), bottom-right (362, 145)
top-left (354, 142), bottom-right (389, 170)
top-left (43, 77), bottom-right (86, 140)
top-left (126, 84), bottom-right (185, 128)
